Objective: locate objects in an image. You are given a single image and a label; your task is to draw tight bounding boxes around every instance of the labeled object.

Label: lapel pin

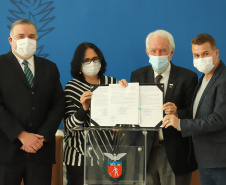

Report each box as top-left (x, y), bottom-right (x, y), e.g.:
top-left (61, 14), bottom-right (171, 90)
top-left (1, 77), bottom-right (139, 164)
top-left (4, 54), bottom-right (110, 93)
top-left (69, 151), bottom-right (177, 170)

top-left (169, 84), bottom-right (174, 88)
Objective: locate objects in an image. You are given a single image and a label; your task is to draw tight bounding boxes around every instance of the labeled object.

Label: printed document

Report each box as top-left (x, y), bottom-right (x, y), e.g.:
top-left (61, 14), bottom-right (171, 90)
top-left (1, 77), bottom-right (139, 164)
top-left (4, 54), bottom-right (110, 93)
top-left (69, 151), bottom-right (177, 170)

top-left (91, 83), bottom-right (163, 127)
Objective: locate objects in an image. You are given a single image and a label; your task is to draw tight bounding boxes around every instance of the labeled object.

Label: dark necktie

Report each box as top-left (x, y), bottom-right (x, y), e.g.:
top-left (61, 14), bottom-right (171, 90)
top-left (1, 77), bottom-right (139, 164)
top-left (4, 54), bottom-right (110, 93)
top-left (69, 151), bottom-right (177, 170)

top-left (152, 74), bottom-right (163, 147)
top-left (22, 60), bottom-right (34, 87)
top-left (155, 74), bottom-right (163, 83)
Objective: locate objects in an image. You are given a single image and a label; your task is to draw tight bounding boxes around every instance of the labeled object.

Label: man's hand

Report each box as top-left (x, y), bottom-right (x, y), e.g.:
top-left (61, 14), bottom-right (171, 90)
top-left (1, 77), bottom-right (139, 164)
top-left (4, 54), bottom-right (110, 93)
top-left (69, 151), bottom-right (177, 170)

top-left (18, 131), bottom-right (44, 153)
top-left (162, 115), bottom-right (179, 129)
top-left (162, 102), bottom-right (177, 116)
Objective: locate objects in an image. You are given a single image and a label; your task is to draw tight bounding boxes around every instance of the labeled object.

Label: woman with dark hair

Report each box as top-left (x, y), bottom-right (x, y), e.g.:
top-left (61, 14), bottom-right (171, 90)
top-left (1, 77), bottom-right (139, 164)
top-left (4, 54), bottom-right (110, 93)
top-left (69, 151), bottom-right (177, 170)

top-left (63, 42), bottom-right (127, 185)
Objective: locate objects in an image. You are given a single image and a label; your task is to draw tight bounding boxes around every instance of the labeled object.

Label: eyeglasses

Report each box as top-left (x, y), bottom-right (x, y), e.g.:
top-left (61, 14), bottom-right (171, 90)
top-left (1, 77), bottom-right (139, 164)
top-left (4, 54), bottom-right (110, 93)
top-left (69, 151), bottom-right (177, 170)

top-left (82, 57), bottom-right (100, 65)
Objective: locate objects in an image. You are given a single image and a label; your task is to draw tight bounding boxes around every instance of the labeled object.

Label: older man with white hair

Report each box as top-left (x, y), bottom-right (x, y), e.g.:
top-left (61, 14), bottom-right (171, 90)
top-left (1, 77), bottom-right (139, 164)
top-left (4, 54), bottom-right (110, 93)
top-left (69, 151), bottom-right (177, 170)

top-left (130, 30), bottom-right (198, 185)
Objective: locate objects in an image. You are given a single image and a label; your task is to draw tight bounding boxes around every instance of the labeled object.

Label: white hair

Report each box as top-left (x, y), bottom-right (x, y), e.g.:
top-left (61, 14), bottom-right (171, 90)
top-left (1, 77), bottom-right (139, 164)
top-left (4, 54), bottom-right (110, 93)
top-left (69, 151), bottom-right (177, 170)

top-left (145, 30), bottom-right (175, 51)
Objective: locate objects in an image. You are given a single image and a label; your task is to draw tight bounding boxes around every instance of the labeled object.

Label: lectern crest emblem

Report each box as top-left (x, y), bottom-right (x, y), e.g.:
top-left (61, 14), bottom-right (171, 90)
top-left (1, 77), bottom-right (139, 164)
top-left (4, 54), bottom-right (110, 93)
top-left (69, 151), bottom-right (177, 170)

top-left (103, 153), bottom-right (127, 183)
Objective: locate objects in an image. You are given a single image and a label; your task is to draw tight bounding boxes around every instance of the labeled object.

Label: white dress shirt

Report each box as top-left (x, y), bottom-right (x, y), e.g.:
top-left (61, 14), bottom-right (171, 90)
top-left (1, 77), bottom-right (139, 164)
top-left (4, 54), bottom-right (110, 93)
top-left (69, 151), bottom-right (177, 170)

top-left (154, 62), bottom-right (171, 140)
top-left (13, 53), bottom-right (35, 76)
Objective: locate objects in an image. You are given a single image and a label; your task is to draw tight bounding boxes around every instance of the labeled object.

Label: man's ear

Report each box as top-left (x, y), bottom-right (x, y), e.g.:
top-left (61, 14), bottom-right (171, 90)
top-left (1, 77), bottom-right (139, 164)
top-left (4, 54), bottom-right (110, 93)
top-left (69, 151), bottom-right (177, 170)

top-left (215, 49), bottom-right (219, 59)
top-left (146, 49), bottom-right (149, 57)
top-left (8, 37), bottom-right (13, 45)
top-left (169, 48), bottom-right (174, 60)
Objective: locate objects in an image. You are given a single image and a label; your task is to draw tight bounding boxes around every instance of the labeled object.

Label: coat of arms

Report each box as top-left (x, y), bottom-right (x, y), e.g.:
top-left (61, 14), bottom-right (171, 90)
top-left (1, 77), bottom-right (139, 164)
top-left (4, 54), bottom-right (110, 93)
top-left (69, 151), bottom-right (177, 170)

top-left (103, 153), bottom-right (127, 183)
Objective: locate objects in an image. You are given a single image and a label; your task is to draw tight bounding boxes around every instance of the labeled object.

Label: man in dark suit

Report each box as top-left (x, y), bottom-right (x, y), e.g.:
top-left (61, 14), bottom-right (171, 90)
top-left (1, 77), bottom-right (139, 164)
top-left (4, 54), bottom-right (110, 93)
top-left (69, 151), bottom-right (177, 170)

top-left (0, 19), bottom-right (64, 185)
top-left (163, 33), bottom-right (226, 185)
top-left (130, 30), bottom-right (198, 185)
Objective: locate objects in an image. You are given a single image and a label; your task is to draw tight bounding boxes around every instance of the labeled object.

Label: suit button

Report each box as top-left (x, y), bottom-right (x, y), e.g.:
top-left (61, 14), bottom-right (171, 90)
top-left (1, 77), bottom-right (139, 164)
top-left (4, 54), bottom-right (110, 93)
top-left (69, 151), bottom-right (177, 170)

top-left (31, 92), bottom-right (35, 95)
top-left (29, 123), bottom-right (33, 126)
top-left (32, 107), bottom-right (35, 110)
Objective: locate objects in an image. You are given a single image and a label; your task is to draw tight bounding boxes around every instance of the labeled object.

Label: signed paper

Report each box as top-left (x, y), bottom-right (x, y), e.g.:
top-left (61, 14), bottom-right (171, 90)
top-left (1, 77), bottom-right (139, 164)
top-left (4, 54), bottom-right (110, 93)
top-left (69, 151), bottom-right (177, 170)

top-left (91, 83), bottom-right (163, 127)
top-left (139, 85), bottom-right (163, 127)
top-left (108, 83), bottom-right (139, 125)
top-left (90, 86), bottom-right (114, 126)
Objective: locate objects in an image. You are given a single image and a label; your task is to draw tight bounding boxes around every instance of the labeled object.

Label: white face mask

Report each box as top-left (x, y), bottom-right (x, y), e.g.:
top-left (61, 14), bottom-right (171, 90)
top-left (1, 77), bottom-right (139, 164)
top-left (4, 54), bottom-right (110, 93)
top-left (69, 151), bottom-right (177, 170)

top-left (12, 38), bottom-right (37, 58)
top-left (82, 61), bottom-right (101, 77)
top-left (193, 54), bottom-right (215, 74)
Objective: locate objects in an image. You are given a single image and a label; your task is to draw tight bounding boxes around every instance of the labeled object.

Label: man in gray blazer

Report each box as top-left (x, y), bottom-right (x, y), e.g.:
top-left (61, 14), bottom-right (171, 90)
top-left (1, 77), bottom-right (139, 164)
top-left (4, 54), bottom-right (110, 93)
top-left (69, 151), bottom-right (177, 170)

top-left (163, 33), bottom-right (226, 185)
top-left (0, 19), bottom-right (64, 185)
top-left (131, 30), bottom-right (198, 185)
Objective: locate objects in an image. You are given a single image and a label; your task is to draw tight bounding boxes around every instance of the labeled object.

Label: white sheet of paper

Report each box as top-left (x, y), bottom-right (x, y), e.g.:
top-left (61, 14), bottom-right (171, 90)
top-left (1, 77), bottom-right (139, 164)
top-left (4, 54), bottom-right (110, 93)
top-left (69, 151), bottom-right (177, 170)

top-left (108, 83), bottom-right (139, 125)
top-left (91, 83), bottom-right (163, 127)
top-left (139, 85), bottom-right (163, 127)
top-left (91, 86), bottom-right (115, 126)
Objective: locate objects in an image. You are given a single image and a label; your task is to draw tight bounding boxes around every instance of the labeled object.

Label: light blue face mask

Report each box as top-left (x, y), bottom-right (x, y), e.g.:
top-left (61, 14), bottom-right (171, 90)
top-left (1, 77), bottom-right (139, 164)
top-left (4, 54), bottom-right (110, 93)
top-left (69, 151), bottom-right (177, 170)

top-left (149, 54), bottom-right (170, 72)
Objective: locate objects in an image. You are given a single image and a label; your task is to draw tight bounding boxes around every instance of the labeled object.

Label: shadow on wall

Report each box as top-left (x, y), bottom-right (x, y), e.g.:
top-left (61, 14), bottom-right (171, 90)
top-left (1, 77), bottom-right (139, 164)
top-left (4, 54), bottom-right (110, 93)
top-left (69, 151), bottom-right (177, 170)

top-left (7, 0), bottom-right (56, 58)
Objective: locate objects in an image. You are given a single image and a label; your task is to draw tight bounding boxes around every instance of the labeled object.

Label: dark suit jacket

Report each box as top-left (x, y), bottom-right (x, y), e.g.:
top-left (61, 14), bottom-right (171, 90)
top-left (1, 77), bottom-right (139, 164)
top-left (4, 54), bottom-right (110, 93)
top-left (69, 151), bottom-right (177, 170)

top-left (0, 51), bottom-right (64, 165)
top-left (181, 61), bottom-right (226, 168)
top-left (130, 62), bottom-right (198, 175)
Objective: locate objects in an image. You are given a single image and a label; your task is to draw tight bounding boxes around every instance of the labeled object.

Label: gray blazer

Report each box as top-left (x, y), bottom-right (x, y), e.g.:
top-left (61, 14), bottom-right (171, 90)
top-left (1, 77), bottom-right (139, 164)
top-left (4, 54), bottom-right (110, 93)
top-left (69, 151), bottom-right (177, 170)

top-left (181, 61), bottom-right (226, 168)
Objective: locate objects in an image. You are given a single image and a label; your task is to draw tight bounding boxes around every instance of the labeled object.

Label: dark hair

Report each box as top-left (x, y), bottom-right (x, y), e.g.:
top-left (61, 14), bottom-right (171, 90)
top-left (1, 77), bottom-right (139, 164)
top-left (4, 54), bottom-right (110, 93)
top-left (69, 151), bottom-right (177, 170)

top-left (191, 33), bottom-right (217, 50)
top-left (71, 42), bottom-right (107, 78)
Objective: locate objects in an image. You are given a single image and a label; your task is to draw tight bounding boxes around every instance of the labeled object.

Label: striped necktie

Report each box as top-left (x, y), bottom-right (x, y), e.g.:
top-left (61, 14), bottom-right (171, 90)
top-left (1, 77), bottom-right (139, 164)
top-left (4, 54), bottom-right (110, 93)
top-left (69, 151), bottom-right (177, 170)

top-left (22, 60), bottom-right (34, 87)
